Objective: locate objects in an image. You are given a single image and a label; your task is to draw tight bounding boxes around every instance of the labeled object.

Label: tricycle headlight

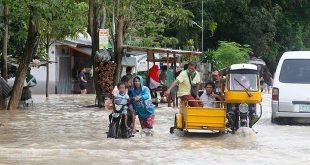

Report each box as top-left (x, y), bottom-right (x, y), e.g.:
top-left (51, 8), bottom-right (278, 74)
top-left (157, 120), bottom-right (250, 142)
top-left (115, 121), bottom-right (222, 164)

top-left (239, 103), bottom-right (249, 113)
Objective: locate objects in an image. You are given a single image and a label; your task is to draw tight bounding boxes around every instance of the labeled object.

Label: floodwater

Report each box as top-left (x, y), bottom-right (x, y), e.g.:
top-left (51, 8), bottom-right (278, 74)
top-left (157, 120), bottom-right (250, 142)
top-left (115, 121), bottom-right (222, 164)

top-left (0, 94), bottom-right (310, 165)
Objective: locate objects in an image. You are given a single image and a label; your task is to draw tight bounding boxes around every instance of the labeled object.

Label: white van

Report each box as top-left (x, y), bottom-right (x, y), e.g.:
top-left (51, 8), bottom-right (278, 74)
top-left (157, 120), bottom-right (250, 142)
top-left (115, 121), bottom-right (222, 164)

top-left (272, 51), bottom-right (310, 123)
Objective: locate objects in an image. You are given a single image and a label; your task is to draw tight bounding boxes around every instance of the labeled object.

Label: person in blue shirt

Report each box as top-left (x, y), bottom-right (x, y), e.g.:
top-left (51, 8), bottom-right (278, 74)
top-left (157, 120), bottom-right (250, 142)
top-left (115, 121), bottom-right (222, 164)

top-left (25, 68), bottom-right (37, 87)
top-left (79, 67), bottom-right (87, 94)
top-left (132, 75), bottom-right (155, 131)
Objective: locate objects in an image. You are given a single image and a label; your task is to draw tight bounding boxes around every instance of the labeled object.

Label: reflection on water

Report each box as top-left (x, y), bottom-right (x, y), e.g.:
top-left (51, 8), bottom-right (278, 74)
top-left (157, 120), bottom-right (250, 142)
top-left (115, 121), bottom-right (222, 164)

top-left (0, 94), bottom-right (310, 164)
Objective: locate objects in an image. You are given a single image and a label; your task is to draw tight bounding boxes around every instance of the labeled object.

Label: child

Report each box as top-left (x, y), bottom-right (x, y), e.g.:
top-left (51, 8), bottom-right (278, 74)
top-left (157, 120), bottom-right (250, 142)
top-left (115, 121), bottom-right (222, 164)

top-left (120, 75), bottom-right (137, 133)
top-left (114, 82), bottom-right (130, 129)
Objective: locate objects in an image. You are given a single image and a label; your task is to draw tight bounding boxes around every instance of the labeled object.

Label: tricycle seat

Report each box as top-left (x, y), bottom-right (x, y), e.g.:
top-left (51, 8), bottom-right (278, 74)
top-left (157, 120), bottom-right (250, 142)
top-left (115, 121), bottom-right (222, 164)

top-left (176, 100), bottom-right (226, 131)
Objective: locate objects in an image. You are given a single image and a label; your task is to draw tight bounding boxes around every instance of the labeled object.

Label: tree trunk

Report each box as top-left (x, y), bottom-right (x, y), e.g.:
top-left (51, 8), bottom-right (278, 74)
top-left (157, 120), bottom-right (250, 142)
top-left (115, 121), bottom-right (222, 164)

top-left (99, 6), bottom-right (106, 28)
top-left (1, 4), bottom-right (8, 80)
top-left (87, 0), bottom-right (93, 38)
top-left (113, 15), bottom-right (124, 86)
top-left (7, 11), bottom-right (39, 110)
top-left (0, 86), bottom-right (5, 110)
top-left (89, 0), bottom-right (104, 106)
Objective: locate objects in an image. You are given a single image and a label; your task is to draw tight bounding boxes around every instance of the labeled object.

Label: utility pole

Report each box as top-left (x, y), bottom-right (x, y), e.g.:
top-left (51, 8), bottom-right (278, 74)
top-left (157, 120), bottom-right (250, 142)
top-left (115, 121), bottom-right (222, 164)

top-left (201, 0), bottom-right (204, 54)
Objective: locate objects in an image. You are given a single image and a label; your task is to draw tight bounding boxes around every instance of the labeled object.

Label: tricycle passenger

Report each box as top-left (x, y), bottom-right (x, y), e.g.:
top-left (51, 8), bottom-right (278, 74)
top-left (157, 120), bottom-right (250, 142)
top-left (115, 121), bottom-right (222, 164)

top-left (199, 81), bottom-right (224, 108)
top-left (212, 70), bottom-right (225, 94)
top-left (165, 61), bottom-right (202, 107)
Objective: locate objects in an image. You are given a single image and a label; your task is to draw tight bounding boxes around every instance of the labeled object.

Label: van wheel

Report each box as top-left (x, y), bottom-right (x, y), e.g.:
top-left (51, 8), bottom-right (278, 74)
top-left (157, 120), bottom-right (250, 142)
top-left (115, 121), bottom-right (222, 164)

top-left (271, 116), bottom-right (281, 124)
top-left (271, 117), bottom-right (276, 124)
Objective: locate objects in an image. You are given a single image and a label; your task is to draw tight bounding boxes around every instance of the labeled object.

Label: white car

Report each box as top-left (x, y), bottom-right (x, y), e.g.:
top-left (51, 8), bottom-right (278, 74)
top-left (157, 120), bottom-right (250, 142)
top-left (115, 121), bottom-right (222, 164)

top-left (272, 51), bottom-right (310, 123)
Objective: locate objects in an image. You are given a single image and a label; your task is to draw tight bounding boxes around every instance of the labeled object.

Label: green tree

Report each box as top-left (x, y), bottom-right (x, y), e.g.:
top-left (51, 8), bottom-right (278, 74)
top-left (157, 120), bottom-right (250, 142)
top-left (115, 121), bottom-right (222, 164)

top-left (98, 0), bottom-right (193, 85)
top-left (7, 0), bottom-right (40, 110)
top-left (167, 0), bottom-right (310, 67)
top-left (39, 0), bottom-right (88, 97)
top-left (211, 41), bottom-right (252, 69)
top-left (4, 0), bottom-right (87, 109)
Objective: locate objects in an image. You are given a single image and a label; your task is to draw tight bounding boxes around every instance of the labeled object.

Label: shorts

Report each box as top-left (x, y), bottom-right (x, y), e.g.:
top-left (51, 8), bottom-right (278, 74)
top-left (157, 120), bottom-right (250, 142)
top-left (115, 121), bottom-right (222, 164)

top-left (139, 115), bottom-right (155, 129)
top-left (79, 83), bottom-right (86, 90)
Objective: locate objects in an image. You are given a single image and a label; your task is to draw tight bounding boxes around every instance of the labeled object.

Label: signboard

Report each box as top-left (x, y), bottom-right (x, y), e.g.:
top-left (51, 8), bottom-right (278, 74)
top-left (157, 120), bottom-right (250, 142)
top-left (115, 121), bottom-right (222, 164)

top-left (99, 29), bottom-right (110, 49)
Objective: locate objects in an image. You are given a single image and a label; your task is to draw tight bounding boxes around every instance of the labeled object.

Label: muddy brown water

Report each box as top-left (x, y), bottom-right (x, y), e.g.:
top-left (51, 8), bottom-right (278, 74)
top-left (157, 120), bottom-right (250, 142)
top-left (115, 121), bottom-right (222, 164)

top-left (0, 94), bottom-right (310, 165)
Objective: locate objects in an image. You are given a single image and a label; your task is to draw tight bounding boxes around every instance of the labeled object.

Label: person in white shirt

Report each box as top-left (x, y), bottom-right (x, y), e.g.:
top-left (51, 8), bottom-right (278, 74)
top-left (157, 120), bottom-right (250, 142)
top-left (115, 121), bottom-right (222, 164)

top-left (114, 82), bottom-right (130, 129)
top-left (199, 81), bottom-right (224, 108)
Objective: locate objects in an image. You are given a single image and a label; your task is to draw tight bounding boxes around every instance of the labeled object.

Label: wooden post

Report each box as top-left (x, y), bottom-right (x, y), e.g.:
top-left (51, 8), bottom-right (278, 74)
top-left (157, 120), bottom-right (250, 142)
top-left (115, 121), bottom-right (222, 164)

top-left (147, 50), bottom-right (153, 70)
top-left (152, 52), bottom-right (155, 65)
top-left (45, 62), bottom-right (49, 98)
top-left (173, 52), bottom-right (178, 107)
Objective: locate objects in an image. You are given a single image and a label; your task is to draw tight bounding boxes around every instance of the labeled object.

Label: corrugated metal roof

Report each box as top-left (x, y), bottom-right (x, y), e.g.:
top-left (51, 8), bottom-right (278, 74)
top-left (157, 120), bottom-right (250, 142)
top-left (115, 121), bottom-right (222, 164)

top-left (65, 33), bottom-right (92, 46)
top-left (123, 46), bottom-right (202, 55)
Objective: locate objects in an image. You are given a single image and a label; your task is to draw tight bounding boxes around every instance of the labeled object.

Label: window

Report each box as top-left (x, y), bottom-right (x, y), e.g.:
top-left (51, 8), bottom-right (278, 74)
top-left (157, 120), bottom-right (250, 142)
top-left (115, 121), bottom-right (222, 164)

top-left (229, 74), bottom-right (258, 91)
top-left (279, 59), bottom-right (310, 84)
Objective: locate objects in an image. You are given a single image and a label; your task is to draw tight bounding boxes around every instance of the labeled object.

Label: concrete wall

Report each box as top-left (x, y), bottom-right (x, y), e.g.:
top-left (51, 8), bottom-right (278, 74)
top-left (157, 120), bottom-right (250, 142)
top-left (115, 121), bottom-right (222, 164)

top-left (31, 44), bottom-right (57, 94)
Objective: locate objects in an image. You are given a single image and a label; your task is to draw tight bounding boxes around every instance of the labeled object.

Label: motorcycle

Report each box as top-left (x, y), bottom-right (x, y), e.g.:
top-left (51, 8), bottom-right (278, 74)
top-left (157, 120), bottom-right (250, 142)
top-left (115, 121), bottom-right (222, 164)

top-left (107, 96), bottom-right (133, 138)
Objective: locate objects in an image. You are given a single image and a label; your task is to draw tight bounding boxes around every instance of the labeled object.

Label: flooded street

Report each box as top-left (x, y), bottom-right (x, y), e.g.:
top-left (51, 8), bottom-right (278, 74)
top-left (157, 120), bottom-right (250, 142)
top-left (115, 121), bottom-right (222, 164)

top-left (1, 94), bottom-right (310, 165)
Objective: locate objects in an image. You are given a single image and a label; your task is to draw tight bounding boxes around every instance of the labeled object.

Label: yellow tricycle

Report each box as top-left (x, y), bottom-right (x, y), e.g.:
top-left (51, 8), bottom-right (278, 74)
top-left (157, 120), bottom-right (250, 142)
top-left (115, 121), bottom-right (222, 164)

top-left (170, 63), bottom-right (262, 134)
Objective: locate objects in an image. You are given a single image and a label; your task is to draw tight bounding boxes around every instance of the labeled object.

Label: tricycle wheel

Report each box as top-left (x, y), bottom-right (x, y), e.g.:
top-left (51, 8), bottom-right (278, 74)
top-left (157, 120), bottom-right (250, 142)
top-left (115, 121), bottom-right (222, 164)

top-left (219, 130), bottom-right (226, 134)
top-left (169, 127), bottom-right (175, 134)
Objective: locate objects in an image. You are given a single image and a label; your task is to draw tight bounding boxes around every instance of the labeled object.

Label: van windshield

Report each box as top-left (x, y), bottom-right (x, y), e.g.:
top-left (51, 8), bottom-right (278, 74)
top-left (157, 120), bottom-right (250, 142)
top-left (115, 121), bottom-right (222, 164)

top-left (279, 59), bottom-right (310, 84)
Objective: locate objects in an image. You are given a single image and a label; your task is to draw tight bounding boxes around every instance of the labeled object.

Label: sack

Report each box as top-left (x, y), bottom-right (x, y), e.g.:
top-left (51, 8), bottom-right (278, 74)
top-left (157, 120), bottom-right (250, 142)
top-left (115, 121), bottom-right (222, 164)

top-left (104, 98), bottom-right (113, 110)
top-left (187, 72), bottom-right (197, 98)
top-left (190, 85), bottom-right (197, 98)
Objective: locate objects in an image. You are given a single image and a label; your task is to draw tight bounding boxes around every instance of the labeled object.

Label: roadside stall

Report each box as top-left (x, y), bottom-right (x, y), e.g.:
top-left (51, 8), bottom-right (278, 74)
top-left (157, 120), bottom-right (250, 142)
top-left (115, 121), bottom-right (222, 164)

top-left (123, 46), bottom-right (202, 107)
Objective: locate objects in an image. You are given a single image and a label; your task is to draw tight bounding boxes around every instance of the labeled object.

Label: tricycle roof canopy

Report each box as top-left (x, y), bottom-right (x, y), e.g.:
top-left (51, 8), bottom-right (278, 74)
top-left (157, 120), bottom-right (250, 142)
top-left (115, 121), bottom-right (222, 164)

top-left (230, 64), bottom-right (257, 71)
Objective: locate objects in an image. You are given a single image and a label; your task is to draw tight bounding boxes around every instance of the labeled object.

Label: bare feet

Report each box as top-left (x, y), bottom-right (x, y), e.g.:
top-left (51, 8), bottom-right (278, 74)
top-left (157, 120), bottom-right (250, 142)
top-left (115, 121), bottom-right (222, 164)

top-left (132, 128), bottom-right (137, 134)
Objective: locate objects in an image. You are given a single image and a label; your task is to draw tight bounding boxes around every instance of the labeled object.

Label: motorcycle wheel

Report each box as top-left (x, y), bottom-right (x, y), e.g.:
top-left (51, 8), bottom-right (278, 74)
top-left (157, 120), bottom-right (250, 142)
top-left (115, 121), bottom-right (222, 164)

top-left (118, 115), bottom-right (126, 138)
top-left (108, 122), bottom-right (119, 138)
top-left (116, 120), bottom-right (122, 138)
